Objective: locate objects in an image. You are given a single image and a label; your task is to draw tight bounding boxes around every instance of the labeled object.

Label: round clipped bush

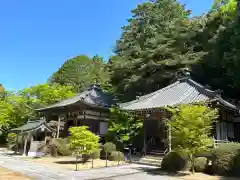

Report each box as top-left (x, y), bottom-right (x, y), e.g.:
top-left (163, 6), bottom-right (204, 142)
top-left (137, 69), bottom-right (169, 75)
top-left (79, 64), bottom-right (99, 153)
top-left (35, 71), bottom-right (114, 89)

top-left (91, 149), bottom-right (100, 159)
top-left (100, 142), bottom-right (116, 159)
top-left (109, 151), bottom-right (125, 161)
top-left (212, 143), bottom-right (240, 176)
top-left (194, 157), bottom-right (208, 172)
top-left (103, 142), bottom-right (116, 153)
top-left (161, 151), bottom-right (190, 172)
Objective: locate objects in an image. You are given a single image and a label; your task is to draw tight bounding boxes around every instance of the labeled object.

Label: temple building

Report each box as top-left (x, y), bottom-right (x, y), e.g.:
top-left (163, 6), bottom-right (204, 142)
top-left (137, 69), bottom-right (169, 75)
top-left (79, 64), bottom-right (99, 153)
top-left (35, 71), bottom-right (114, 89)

top-left (119, 76), bottom-right (240, 155)
top-left (36, 84), bottom-right (115, 138)
top-left (10, 84), bottom-right (115, 156)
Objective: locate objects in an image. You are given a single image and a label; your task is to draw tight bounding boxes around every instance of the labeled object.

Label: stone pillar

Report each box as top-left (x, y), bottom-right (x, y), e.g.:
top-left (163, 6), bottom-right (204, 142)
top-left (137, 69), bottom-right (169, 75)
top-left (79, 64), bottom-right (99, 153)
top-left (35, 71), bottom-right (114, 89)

top-left (57, 116), bottom-right (61, 138)
top-left (15, 134), bottom-right (19, 153)
top-left (23, 134), bottom-right (28, 156)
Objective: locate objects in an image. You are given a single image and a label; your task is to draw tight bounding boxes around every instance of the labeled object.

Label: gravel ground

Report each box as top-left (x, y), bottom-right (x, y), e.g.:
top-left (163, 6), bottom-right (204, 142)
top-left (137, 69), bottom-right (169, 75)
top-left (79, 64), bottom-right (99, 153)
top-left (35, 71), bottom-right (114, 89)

top-left (0, 154), bottom-right (172, 180)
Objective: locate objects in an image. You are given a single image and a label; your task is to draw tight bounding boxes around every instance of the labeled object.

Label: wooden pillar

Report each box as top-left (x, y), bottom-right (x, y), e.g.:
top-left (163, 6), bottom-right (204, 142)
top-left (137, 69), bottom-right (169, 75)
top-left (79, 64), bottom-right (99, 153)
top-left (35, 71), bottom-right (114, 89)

top-left (57, 115), bottom-right (61, 138)
top-left (44, 130), bottom-right (47, 144)
top-left (143, 116), bottom-right (147, 156)
top-left (21, 131), bottom-right (24, 153)
top-left (168, 123), bottom-right (172, 152)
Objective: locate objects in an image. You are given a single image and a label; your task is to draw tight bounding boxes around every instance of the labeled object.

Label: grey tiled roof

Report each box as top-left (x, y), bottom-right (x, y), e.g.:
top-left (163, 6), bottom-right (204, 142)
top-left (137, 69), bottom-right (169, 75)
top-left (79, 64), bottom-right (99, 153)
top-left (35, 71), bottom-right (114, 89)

top-left (36, 84), bottom-right (114, 111)
top-left (10, 119), bottom-right (56, 133)
top-left (119, 77), bottom-right (239, 112)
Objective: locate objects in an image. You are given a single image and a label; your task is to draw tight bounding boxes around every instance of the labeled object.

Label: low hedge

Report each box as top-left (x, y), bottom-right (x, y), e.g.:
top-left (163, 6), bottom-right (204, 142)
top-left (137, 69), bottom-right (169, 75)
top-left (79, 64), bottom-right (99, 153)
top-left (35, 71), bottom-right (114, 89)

top-left (161, 151), bottom-right (190, 172)
top-left (212, 143), bottom-right (240, 176)
top-left (109, 151), bottom-right (125, 161)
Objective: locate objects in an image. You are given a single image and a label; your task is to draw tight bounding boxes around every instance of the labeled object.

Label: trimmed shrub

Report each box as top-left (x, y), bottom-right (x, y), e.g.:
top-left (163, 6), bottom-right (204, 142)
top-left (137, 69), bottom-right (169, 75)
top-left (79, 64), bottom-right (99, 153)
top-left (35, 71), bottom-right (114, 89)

top-left (161, 151), bottom-right (190, 172)
top-left (212, 143), bottom-right (240, 176)
top-left (100, 142), bottom-right (117, 159)
top-left (91, 149), bottom-right (100, 159)
top-left (103, 142), bottom-right (116, 153)
top-left (109, 151), bottom-right (125, 161)
top-left (194, 157), bottom-right (208, 172)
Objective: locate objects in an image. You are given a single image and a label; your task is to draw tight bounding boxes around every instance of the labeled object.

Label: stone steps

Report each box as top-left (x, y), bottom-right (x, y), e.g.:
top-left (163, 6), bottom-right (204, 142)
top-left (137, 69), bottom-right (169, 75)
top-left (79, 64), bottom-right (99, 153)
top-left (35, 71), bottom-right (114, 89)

top-left (131, 153), bottom-right (164, 167)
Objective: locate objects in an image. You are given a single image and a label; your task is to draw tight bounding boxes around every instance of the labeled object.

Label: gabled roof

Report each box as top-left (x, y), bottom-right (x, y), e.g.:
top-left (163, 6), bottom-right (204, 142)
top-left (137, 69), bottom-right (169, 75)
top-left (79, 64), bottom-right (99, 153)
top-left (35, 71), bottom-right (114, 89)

top-left (10, 119), bottom-right (56, 133)
top-left (36, 84), bottom-right (115, 112)
top-left (119, 77), bottom-right (239, 112)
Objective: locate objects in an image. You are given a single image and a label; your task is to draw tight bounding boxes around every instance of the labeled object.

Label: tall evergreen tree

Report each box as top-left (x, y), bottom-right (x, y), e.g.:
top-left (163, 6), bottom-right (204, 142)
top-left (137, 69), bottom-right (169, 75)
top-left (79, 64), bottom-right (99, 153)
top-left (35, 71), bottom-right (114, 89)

top-left (110, 0), bottom-right (205, 101)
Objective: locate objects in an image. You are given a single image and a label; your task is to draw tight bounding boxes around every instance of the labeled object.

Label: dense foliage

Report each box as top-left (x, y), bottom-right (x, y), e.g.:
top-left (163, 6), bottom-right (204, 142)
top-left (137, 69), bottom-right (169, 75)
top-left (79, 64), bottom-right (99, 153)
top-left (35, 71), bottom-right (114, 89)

top-left (212, 143), bottom-right (240, 176)
top-left (49, 55), bottom-right (110, 92)
top-left (192, 0), bottom-right (240, 99)
top-left (166, 104), bottom-right (218, 173)
top-left (106, 108), bottom-right (143, 145)
top-left (68, 126), bottom-right (99, 156)
top-left (20, 83), bottom-right (75, 108)
top-left (0, 84), bottom-right (75, 143)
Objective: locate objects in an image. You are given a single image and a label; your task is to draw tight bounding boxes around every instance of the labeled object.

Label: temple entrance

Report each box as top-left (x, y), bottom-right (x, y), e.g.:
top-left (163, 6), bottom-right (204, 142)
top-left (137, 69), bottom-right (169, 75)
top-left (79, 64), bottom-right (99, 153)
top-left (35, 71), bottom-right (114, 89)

top-left (145, 119), bottom-right (167, 152)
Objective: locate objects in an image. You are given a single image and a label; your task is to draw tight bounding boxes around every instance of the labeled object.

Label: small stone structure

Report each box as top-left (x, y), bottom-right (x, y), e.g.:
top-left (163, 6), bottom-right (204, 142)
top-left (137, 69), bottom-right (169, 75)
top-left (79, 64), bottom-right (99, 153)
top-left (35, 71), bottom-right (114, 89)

top-left (10, 119), bottom-right (56, 157)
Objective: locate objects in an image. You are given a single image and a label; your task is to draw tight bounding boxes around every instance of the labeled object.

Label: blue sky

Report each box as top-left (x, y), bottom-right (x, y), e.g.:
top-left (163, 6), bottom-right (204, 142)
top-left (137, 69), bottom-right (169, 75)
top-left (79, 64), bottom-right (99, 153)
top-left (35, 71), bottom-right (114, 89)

top-left (0, 0), bottom-right (213, 91)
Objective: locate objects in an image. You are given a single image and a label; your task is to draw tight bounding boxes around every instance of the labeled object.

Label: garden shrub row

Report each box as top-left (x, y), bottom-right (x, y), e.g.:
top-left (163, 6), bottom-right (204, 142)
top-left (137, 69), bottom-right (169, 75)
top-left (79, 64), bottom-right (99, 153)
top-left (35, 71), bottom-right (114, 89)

top-left (100, 142), bottom-right (125, 161)
top-left (161, 151), bottom-right (209, 173)
top-left (38, 139), bottom-right (124, 162)
top-left (161, 143), bottom-right (240, 177)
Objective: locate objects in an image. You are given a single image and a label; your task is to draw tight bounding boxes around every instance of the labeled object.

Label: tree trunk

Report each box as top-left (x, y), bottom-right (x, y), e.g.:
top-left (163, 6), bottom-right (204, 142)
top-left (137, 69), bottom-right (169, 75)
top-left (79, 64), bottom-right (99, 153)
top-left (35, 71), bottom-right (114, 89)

top-left (75, 156), bottom-right (78, 171)
top-left (189, 154), bottom-right (195, 174)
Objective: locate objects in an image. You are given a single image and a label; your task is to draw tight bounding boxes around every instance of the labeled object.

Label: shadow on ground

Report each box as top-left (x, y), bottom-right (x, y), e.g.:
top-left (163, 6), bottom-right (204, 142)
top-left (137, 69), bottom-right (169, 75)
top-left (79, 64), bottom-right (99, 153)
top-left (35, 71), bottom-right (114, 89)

top-left (54, 160), bottom-right (88, 164)
top-left (131, 166), bottom-right (189, 177)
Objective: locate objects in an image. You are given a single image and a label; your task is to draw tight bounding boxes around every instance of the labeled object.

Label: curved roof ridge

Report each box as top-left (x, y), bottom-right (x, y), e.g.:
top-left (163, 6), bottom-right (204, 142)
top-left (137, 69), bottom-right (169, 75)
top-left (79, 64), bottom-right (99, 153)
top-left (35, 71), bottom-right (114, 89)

top-left (36, 84), bottom-right (114, 111)
top-left (120, 77), bottom-right (239, 112)
top-left (185, 78), bottom-right (217, 97)
top-left (120, 81), bottom-right (180, 108)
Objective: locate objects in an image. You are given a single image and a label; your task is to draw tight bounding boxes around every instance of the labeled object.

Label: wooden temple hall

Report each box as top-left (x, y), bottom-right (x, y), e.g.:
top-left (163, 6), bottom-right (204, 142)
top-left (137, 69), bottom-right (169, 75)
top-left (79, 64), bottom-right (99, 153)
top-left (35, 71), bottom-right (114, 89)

top-left (119, 77), bottom-right (240, 155)
top-left (11, 84), bottom-right (115, 156)
top-left (36, 84), bottom-right (115, 138)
